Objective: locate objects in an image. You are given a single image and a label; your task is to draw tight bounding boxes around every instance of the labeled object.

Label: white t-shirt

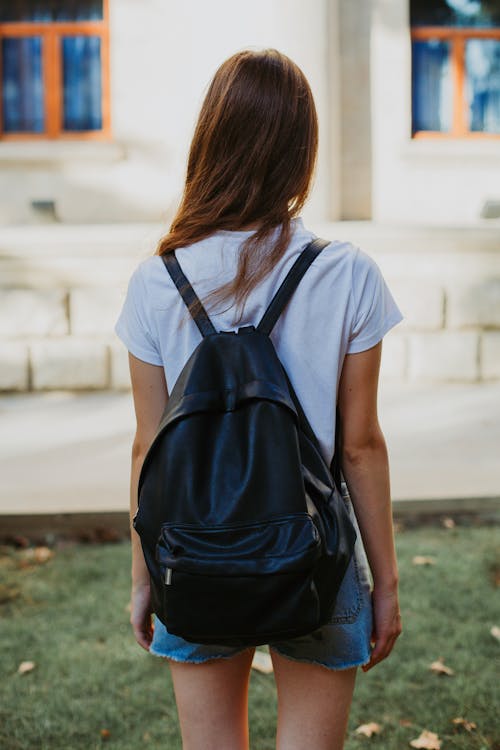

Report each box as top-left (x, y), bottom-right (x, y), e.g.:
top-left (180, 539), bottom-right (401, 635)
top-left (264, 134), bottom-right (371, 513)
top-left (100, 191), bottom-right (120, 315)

top-left (114, 217), bottom-right (403, 465)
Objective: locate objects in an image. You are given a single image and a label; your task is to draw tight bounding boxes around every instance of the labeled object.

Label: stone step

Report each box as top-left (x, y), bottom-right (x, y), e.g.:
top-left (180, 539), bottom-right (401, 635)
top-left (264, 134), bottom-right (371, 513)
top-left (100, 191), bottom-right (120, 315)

top-left (0, 221), bottom-right (499, 287)
top-left (317, 221), bottom-right (500, 282)
top-left (1, 222), bottom-right (499, 390)
top-left (0, 223), bottom-right (163, 288)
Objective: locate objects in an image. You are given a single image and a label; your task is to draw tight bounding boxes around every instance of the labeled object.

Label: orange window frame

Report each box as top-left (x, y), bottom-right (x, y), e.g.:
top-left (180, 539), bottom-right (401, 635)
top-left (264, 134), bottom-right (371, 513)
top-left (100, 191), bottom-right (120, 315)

top-left (411, 27), bottom-right (500, 139)
top-left (0, 0), bottom-right (110, 140)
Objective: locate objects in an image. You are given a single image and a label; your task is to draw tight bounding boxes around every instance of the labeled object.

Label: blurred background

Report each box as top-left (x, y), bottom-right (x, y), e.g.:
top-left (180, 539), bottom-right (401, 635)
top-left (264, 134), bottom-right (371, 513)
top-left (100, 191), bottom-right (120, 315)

top-left (0, 0), bottom-right (499, 530)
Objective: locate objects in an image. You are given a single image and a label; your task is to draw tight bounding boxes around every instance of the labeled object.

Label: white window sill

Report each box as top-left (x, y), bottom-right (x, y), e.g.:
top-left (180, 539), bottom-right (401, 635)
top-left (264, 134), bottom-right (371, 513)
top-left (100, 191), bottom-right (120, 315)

top-left (0, 140), bottom-right (126, 164)
top-left (400, 138), bottom-right (500, 160)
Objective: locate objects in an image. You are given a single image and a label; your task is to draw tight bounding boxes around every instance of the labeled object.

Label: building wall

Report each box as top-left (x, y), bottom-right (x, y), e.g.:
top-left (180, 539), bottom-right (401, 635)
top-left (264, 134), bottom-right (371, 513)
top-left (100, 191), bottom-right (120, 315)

top-left (338, 0), bottom-right (372, 220)
top-left (1, 221), bottom-right (499, 392)
top-left (1, 0), bottom-right (499, 392)
top-left (0, 0), bottom-right (337, 226)
top-left (370, 0), bottom-right (500, 225)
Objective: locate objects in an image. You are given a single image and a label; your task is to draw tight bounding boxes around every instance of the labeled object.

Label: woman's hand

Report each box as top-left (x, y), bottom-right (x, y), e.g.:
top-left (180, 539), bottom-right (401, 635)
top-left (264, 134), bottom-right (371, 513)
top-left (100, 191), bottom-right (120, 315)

top-left (130, 580), bottom-right (154, 651)
top-left (362, 586), bottom-right (402, 672)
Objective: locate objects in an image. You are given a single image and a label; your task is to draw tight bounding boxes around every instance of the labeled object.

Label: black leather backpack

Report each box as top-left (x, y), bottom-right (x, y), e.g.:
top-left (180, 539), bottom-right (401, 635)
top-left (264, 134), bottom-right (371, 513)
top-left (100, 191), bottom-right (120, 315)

top-left (134, 238), bottom-right (357, 647)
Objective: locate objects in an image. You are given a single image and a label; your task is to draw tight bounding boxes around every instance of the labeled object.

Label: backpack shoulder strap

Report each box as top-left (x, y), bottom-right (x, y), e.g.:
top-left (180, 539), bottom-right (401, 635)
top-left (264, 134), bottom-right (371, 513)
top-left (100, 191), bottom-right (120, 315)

top-left (257, 238), bottom-right (330, 335)
top-left (162, 251), bottom-right (217, 338)
top-left (163, 237), bottom-right (330, 338)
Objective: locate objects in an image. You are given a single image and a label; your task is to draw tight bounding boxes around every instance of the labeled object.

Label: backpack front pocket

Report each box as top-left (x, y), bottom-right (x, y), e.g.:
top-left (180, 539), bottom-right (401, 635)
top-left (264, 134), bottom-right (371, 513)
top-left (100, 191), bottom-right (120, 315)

top-left (154, 514), bottom-right (323, 645)
top-left (156, 513), bottom-right (322, 577)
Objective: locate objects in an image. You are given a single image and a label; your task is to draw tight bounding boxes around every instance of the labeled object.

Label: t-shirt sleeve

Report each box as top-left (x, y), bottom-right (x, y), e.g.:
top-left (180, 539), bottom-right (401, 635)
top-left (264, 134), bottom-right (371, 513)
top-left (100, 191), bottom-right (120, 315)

top-left (347, 248), bottom-right (403, 354)
top-left (114, 264), bottom-right (163, 366)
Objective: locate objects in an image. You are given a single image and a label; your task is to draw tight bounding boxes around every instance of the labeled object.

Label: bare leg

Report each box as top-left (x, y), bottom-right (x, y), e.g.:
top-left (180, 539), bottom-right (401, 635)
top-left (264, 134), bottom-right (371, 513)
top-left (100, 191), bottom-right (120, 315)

top-left (270, 649), bottom-right (358, 750)
top-left (168, 648), bottom-right (255, 750)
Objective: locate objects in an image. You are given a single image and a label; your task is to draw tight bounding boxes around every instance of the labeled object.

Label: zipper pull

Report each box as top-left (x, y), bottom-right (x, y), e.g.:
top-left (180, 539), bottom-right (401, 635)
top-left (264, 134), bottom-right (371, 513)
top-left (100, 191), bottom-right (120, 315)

top-left (165, 568), bottom-right (172, 585)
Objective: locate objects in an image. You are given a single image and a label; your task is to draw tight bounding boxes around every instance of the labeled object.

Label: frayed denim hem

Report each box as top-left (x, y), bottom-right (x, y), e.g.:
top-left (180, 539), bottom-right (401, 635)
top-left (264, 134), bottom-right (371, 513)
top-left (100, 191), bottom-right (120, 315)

top-left (148, 645), bottom-right (253, 664)
top-left (268, 645), bottom-right (372, 671)
top-left (150, 644), bottom-right (371, 670)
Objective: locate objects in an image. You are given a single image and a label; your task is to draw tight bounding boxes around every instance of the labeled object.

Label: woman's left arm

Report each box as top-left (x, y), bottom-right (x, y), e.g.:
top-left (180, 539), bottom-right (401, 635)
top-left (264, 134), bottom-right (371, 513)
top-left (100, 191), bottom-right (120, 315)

top-left (127, 353), bottom-right (168, 649)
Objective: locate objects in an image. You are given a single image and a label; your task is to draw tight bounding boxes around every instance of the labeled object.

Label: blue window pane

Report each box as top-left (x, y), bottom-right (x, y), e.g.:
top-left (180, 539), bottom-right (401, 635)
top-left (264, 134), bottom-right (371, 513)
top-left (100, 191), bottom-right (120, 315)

top-left (411, 0), bottom-right (500, 28)
top-left (0, 1), bottom-right (103, 22)
top-left (466, 39), bottom-right (500, 132)
top-left (62, 35), bottom-right (102, 131)
top-left (1, 37), bottom-right (44, 132)
top-left (412, 40), bottom-right (452, 132)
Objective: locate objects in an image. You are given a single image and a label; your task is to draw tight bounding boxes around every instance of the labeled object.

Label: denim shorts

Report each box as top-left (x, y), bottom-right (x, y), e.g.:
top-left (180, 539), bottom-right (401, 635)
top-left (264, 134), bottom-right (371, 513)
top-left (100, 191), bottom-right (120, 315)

top-left (149, 483), bottom-right (374, 670)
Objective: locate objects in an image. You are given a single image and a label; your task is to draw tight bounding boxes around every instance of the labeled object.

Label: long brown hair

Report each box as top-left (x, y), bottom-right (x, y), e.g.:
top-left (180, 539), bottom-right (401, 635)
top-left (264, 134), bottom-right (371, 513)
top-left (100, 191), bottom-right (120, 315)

top-left (156, 48), bottom-right (318, 322)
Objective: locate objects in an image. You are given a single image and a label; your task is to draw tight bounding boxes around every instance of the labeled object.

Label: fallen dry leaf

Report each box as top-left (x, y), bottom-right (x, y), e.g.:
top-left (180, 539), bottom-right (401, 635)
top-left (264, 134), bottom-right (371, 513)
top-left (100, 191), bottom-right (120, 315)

top-left (100, 728), bottom-right (111, 740)
top-left (355, 722), bottom-right (383, 737)
top-left (34, 546), bottom-right (54, 564)
top-left (452, 716), bottom-right (477, 732)
top-left (251, 650), bottom-right (273, 674)
top-left (409, 729), bottom-right (442, 749)
top-left (17, 661), bottom-right (35, 674)
top-left (490, 625), bottom-right (500, 642)
top-left (442, 517), bottom-right (455, 529)
top-left (429, 657), bottom-right (454, 676)
top-left (400, 719), bottom-right (414, 727)
top-left (412, 556), bottom-right (436, 566)
top-left (19, 546), bottom-right (54, 567)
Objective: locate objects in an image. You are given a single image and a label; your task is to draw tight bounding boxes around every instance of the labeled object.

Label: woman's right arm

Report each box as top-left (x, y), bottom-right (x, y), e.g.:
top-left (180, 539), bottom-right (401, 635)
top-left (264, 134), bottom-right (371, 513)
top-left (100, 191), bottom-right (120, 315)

top-left (128, 352), bottom-right (169, 650)
top-left (337, 341), bottom-right (402, 672)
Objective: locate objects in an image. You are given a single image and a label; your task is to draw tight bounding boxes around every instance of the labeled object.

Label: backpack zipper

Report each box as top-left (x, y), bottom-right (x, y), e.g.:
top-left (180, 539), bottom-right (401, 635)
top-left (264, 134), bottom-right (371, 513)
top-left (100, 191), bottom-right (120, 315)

top-left (161, 512), bottom-right (313, 533)
top-left (165, 568), bottom-right (173, 585)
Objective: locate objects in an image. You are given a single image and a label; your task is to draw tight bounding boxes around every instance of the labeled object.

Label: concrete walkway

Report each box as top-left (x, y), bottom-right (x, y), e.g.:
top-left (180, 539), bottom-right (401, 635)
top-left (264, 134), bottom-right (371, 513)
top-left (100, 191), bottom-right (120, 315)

top-left (0, 382), bottom-right (499, 517)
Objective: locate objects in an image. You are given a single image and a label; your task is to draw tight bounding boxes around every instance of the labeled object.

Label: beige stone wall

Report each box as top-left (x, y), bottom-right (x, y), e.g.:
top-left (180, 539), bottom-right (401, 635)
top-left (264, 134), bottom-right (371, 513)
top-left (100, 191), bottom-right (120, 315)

top-left (316, 221), bottom-right (500, 384)
top-left (338, 0), bottom-right (372, 220)
top-left (1, 223), bottom-right (499, 392)
top-left (0, 224), bottom-right (150, 391)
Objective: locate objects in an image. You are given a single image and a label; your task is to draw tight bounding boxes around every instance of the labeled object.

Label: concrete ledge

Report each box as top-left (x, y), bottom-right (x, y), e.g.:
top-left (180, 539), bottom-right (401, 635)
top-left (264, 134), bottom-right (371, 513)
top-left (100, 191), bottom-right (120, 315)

top-left (0, 512), bottom-right (131, 541)
top-left (1, 497), bottom-right (498, 541)
top-left (391, 495), bottom-right (500, 516)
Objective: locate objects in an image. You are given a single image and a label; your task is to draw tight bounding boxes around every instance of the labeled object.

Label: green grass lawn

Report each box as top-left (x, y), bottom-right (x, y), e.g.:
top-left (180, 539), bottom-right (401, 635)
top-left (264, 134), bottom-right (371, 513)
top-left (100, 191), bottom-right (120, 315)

top-left (0, 524), bottom-right (498, 750)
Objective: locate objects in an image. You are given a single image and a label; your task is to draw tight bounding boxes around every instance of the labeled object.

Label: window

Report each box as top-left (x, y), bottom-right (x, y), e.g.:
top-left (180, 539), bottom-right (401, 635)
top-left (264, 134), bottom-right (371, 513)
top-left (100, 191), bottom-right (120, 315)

top-left (0, 0), bottom-right (110, 139)
top-left (410, 0), bottom-right (500, 138)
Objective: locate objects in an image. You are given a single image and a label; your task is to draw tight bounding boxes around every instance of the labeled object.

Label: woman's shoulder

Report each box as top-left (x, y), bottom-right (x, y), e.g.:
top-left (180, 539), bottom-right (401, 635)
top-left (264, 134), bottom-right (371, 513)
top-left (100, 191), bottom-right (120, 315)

top-left (308, 234), bottom-right (365, 281)
top-left (133, 254), bottom-right (166, 280)
top-left (126, 255), bottom-right (174, 305)
top-left (314, 237), bottom-right (359, 261)
top-left (124, 254), bottom-right (163, 287)
top-left (313, 236), bottom-right (385, 283)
